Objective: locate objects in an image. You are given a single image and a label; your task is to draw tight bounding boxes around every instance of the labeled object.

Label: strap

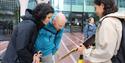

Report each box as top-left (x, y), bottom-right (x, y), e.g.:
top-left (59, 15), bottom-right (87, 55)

top-left (42, 27), bottom-right (57, 35)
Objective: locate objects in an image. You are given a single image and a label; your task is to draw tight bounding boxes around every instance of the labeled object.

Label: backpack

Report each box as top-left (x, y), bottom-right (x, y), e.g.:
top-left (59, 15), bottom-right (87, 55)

top-left (111, 18), bottom-right (125, 63)
top-left (101, 16), bottom-right (125, 63)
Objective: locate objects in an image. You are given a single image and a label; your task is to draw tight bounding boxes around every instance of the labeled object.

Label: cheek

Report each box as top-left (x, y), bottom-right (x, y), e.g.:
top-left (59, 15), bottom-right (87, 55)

top-left (96, 8), bottom-right (99, 13)
top-left (45, 18), bottom-right (50, 22)
top-left (95, 8), bottom-right (102, 16)
top-left (55, 24), bottom-right (58, 28)
top-left (95, 9), bottom-right (99, 15)
top-left (55, 24), bottom-right (59, 29)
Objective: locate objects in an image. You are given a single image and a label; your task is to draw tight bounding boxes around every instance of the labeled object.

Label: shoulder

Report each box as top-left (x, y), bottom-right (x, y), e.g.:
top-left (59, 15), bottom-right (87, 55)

top-left (84, 24), bottom-right (89, 28)
top-left (100, 17), bottom-right (121, 27)
top-left (18, 20), bottom-right (36, 32)
top-left (99, 17), bottom-right (122, 33)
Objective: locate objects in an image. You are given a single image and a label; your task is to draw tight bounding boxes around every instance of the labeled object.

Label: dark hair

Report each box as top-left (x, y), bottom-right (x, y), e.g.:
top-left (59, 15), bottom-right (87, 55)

top-left (32, 3), bottom-right (54, 22)
top-left (88, 17), bottom-right (94, 22)
top-left (94, 0), bottom-right (118, 16)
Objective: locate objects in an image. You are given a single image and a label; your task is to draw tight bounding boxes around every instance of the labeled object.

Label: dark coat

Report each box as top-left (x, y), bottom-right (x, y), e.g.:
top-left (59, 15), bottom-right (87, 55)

top-left (2, 9), bottom-right (44, 63)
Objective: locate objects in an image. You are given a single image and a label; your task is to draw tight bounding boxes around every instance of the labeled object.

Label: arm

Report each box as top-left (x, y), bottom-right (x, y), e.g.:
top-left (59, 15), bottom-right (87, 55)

top-left (16, 25), bottom-right (35, 50)
top-left (83, 25), bottom-right (89, 38)
top-left (16, 23), bottom-right (36, 62)
top-left (92, 24), bottom-right (97, 35)
top-left (52, 29), bottom-right (64, 54)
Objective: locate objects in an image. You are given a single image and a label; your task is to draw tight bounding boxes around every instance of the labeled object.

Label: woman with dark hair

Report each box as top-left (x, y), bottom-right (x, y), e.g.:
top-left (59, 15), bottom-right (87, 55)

top-left (2, 3), bottom-right (54, 63)
top-left (94, 0), bottom-right (118, 17)
top-left (32, 3), bottom-right (54, 30)
top-left (77, 0), bottom-right (125, 63)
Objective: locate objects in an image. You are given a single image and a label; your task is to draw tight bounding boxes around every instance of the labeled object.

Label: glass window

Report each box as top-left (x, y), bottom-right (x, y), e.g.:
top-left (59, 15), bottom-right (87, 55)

top-left (118, 0), bottom-right (125, 7)
top-left (64, 0), bottom-right (83, 5)
top-left (0, 0), bottom-right (20, 40)
top-left (116, 0), bottom-right (125, 11)
top-left (27, 0), bottom-right (37, 10)
top-left (85, 0), bottom-right (94, 6)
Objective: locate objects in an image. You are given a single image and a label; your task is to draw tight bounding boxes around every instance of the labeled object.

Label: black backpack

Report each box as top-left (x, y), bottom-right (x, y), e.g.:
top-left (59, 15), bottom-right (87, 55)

top-left (101, 16), bottom-right (125, 63)
top-left (111, 17), bottom-right (125, 63)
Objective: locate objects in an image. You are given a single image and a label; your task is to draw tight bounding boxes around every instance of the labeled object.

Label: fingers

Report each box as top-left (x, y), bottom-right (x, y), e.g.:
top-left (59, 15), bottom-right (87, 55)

top-left (34, 53), bottom-right (38, 57)
top-left (77, 44), bottom-right (86, 54)
top-left (78, 45), bottom-right (83, 52)
top-left (80, 44), bottom-right (83, 47)
top-left (38, 51), bottom-right (42, 54)
top-left (37, 51), bottom-right (42, 57)
top-left (33, 51), bottom-right (42, 63)
top-left (33, 53), bottom-right (38, 60)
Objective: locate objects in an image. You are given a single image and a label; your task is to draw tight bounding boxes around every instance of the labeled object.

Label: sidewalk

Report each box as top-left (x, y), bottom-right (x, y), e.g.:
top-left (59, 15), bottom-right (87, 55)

top-left (55, 32), bottom-right (84, 63)
top-left (0, 41), bottom-right (9, 62)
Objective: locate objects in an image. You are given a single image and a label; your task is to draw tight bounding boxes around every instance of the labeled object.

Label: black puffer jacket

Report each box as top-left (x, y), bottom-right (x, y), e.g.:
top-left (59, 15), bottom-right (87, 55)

top-left (2, 9), bottom-right (44, 63)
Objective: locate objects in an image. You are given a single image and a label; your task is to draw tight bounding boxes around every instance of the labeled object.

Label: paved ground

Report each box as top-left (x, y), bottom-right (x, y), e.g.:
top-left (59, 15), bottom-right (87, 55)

top-left (0, 41), bottom-right (9, 62)
top-left (55, 32), bottom-right (84, 63)
top-left (0, 32), bottom-right (90, 63)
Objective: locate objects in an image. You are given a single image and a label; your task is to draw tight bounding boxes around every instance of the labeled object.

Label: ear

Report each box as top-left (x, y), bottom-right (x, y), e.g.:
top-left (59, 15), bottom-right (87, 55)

top-left (100, 3), bottom-right (104, 9)
top-left (53, 20), bottom-right (56, 25)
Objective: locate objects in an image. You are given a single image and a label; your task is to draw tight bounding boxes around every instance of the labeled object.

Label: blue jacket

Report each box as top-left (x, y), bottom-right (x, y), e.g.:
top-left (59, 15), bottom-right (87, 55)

top-left (83, 24), bottom-right (96, 38)
top-left (34, 22), bottom-right (64, 56)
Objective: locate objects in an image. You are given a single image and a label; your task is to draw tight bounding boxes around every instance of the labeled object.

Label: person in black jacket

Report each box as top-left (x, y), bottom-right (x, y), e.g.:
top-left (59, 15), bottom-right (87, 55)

top-left (2, 3), bottom-right (54, 63)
